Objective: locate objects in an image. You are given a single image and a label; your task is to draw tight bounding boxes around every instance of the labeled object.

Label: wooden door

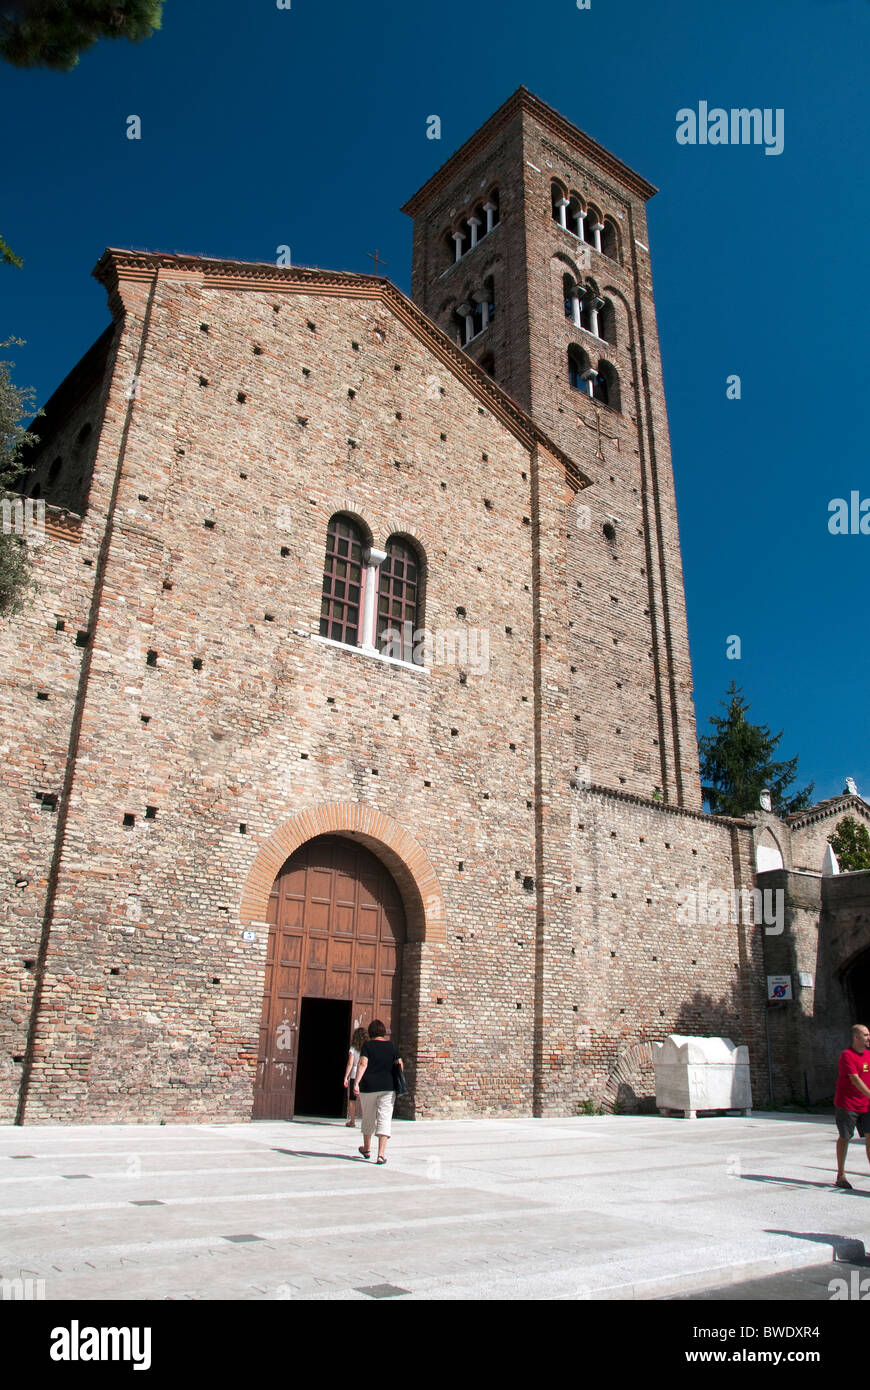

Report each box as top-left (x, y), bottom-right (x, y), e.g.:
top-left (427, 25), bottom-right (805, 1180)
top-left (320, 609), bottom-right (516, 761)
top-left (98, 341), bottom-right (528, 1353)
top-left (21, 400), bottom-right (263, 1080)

top-left (253, 835), bottom-right (405, 1120)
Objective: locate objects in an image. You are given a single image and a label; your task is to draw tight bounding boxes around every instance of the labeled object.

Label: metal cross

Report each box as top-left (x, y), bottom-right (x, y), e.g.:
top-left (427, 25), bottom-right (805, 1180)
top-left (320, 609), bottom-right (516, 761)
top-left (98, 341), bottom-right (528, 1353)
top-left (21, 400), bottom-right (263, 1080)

top-left (367, 249), bottom-right (387, 275)
top-left (580, 405), bottom-right (619, 461)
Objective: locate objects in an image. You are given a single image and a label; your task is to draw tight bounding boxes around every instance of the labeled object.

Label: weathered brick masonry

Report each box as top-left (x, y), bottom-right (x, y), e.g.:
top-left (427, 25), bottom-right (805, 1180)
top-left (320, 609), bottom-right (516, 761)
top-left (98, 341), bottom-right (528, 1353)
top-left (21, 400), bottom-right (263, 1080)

top-left (1, 89), bottom-right (769, 1123)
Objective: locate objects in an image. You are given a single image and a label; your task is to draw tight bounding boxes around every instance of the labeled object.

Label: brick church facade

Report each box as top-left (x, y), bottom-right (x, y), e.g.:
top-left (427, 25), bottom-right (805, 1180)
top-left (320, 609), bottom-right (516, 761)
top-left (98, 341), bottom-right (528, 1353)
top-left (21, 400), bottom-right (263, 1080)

top-left (2, 89), bottom-right (783, 1124)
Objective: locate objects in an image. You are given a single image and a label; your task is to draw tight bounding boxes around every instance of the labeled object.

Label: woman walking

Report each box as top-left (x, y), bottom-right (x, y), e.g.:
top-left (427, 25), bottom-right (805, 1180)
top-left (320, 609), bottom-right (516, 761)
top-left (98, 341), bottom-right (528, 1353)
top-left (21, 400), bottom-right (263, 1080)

top-left (354, 1019), bottom-right (403, 1164)
top-left (343, 1025), bottom-right (368, 1127)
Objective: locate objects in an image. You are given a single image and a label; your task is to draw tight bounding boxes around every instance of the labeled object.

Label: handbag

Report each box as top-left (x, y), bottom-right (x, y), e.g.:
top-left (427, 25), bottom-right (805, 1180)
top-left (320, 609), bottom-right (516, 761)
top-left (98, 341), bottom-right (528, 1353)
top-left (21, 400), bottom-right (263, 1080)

top-left (393, 1061), bottom-right (408, 1096)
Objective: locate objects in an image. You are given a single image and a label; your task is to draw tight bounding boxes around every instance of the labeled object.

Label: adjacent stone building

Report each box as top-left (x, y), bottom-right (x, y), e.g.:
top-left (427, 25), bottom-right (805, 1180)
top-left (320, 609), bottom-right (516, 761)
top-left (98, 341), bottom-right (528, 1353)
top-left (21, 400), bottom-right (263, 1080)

top-left (2, 89), bottom-right (794, 1125)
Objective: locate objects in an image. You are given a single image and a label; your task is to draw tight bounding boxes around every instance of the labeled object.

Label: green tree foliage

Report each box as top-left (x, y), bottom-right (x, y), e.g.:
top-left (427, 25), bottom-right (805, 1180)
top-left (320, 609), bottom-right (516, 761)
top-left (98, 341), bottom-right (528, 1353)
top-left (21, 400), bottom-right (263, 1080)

top-left (0, 339), bottom-right (40, 616)
top-left (699, 681), bottom-right (815, 818)
top-left (0, 1), bottom-right (163, 72)
top-left (0, 234), bottom-right (23, 268)
top-left (828, 816), bottom-right (870, 872)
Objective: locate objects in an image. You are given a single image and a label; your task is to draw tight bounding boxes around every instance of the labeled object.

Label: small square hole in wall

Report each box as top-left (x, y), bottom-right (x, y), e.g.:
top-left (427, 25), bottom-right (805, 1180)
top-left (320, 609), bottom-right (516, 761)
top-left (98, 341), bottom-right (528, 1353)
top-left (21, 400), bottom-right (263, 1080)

top-left (352, 341), bottom-right (359, 351)
top-left (273, 304), bottom-right (280, 312)
top-left (392, 713), bottom-right (399, 721)
top-left (55, 619), bottom-right (65, 631)
top-left (239, 823), bottom-right (247, 834)
top-left (424, 780), bottom-right (431, 787)
top-left (482, 452), bottom-right (488, 461)
top-left (192, 658), bottom-right (203, 671)
top-left (253, 345), bottom-right (263, 355)
top-left (348, 388), bottom-right (356, 399)
top-left (146, 650), bottom-right (158, 666)
top-left (484, 498), bottom-right (493, 510)
top-left (326, 696), bottom-right (335, 705)
top-left (280, 546), bottom-right (290, 557)
top-left (140, 714), bottom-right (150, 725)
top-left (307, 321), bottom-right (317, 332)
top-left (237, 392), bottom-right (247, 404)
top-left (516, 1002), bottom-right (522, 1010)
top-left (300, 752), bottom-right (308, 760)
top-left (138, 493), bottom-right (149, 502)
top-left (239, 471), bottom-right (247, 480)
top-left (110, 967), bottom-right (121, 976)
top-left (123, 813), bottom-right (135, 828)
top-left (395, 411), bottom-right (402, 420)
top-left (394, 363), bottom-right (401, 371)
top-left (203, 519), bottom-right (215, 529)
top-left (440, 432), bottom-right (447, 442)
top-left (458, 861), bottom-right (464, 871)
top-left (302, 367), bottom-right (310, 378)
top-left (36, 692), bottom-right (48, 701)
top-left (264, 613), bottom-right (275, 622)
top-left (199, 376), bottom-right (208, 387)
top-left (162, 580), bottom-right (173, 591)
top-left (199, 323), bottom-right (209, 333)
top-left (441, 481), bottom-right (447, 489)
top-left (145, 805), bottom-right (157, 820)
top-left (75, 630), bottom-right (89, 648)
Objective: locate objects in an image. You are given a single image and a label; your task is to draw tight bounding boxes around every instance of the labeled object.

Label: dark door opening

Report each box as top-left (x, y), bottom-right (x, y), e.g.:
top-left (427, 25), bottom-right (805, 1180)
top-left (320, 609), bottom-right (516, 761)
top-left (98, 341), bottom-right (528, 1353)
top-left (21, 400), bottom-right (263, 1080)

top-left (846, 952), bottom-right (870, 1026)
top-left (294, 997), bottom-right (352, 1118)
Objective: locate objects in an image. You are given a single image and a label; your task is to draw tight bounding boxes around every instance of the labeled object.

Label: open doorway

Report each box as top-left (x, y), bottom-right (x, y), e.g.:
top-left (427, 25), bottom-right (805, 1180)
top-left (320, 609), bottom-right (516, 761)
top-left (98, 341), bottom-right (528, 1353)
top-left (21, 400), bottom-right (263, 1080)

top-left (846, 951), bottom-right (870, 1027)
top-left (294, 997), bottom-right (352, 1118)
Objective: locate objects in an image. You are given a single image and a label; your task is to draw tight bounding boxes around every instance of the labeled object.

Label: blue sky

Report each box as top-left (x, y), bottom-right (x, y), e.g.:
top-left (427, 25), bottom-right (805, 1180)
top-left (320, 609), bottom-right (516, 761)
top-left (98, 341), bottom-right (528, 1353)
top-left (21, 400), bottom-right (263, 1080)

top-left (2, 0), bottom-right (867, 803)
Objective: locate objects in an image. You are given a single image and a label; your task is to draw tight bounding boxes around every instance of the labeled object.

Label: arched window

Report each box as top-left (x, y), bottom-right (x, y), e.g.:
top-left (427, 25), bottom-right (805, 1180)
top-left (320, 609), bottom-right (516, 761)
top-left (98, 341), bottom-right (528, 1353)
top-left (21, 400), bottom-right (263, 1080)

top-left (595, 360), bottom-right (619, 409)
top-left (376, 536), bottom-right (421, 664)
top-left (320, 514), bottom-right (364, 646)
top-left (48, 456), bottom-right (63, 485)
top-left (479, 352), bottom-right (496, 378)
top-left (568, 345), bottom-right (591, 392)
top-left (484, 189), bottom-right (500, 232)
top-left (601, 218), bottom-right (620, 261)
top-left (551, 182), bottom-right (569, 228)
top-left (568, 195), bottom-right (586, 241)
top-left (586, 205), bottom-right (604, 254)
top-left (75, 422), bottom-right (92, 452)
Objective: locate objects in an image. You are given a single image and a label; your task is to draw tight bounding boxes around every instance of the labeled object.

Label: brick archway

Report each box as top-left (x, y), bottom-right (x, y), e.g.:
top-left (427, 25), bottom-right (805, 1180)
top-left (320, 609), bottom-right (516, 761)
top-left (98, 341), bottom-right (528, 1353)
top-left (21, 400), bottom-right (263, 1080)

top-left (240, 803), bottom-right (446, 943)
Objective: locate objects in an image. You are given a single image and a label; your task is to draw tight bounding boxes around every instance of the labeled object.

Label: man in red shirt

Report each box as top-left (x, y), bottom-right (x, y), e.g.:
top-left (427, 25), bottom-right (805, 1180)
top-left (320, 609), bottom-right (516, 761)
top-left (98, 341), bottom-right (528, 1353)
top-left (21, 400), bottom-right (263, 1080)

top-left (834, 1023), bottom-right (870, 1189)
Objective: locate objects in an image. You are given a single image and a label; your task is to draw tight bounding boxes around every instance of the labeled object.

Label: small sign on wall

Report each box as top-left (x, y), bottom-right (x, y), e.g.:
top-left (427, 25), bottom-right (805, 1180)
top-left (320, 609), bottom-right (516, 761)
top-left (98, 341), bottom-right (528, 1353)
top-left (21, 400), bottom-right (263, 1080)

top-left (242, 930), bottom-right (258, 942)
top-left (767, 974), bottom-right (793, 1001)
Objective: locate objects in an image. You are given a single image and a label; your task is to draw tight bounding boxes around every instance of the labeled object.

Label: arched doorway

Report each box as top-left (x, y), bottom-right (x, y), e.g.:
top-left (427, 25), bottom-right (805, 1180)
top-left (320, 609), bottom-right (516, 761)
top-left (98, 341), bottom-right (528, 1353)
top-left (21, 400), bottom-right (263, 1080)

top-left (253, 835), bottom-right (406, 1120)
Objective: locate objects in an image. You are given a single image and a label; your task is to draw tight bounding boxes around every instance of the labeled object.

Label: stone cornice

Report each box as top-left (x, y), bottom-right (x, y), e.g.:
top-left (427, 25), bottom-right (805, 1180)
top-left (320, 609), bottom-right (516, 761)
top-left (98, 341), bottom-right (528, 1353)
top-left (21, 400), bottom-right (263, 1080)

top-left (92, 248), bottom-right (592, 492)
top-left (581, 782), bottom-right (752, 829)
top-left (785, 795), bottom-right (870, 830)
top-left (400, 87), bottom-right (657, 219)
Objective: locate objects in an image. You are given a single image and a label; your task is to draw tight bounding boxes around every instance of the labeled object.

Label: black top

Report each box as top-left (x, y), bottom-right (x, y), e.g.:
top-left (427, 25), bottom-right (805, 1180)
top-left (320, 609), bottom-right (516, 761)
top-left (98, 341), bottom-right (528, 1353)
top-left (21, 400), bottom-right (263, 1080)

top-left (358, 1039), bottom-right (399, 1092)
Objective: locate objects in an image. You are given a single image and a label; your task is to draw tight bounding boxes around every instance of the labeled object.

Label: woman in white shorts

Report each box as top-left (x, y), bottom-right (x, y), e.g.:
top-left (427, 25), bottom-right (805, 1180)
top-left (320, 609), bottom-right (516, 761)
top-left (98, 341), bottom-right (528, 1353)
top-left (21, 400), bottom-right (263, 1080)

top-left (353, 1019), bottom-right (403, 1164)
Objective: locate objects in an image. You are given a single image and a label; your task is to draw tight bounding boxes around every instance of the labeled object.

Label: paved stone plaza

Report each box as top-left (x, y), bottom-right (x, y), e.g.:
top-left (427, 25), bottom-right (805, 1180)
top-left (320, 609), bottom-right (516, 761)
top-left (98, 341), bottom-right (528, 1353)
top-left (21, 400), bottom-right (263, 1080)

top-left (2, 1114), bottom-right (868, 1301)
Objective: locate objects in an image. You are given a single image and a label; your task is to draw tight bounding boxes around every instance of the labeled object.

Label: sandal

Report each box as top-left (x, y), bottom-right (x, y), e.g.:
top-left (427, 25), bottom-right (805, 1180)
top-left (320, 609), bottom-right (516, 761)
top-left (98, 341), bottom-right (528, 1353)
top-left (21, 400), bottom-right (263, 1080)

top-left (358, 1146), bottom-right (370, 1159)
top-left (377, 1156), bottom-right (387, 1165)
top-left (345, 1120), bottom-right (355, 1127)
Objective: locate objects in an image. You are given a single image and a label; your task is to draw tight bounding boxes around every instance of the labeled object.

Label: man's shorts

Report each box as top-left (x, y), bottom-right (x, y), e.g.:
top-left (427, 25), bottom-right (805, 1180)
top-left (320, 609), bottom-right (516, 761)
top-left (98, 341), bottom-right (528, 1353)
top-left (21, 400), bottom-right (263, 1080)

top-left (835, 1107), bottom-right (870, 1140)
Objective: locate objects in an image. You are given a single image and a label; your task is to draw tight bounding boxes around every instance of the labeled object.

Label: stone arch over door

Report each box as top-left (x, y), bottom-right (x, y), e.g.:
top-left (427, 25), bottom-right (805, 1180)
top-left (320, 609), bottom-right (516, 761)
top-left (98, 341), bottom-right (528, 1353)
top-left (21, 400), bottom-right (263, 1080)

top-left (240, 803), bottom-right (446, 943)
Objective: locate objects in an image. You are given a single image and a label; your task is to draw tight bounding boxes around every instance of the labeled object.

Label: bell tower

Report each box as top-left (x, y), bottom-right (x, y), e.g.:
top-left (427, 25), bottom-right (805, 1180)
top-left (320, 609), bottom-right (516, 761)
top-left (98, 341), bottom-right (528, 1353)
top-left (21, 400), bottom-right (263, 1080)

top-left (402, 88), bottom-right (702, 809)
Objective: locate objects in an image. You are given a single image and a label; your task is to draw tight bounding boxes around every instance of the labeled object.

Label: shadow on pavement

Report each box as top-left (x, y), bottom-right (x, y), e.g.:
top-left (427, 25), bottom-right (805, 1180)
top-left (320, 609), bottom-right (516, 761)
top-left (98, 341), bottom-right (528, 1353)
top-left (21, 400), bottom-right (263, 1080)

top-left (765, 1229), bottom-right (867, 1261)
top-left (741, 1173), bottom-right (870, 1194)
top-left (273, 1148), bottom-right (368, 1163)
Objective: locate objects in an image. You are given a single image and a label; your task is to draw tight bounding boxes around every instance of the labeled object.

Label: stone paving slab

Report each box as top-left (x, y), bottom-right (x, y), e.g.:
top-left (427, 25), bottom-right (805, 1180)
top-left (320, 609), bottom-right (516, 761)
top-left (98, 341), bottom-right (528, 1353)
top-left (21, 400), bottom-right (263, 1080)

top-left (1, 1113), bottom-right (867, 1300)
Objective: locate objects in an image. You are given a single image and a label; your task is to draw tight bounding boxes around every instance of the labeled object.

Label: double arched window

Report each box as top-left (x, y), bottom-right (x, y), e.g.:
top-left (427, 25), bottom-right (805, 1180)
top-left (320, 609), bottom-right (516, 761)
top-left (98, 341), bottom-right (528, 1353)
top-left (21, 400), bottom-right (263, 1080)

top-left (320, 514), bottom-right (423, 664)
top-left (454, 276), bottom-right (496, 346)
top-left (567, 346), bottom-right (619, 409)
top-left (562, 275), bottom-right (616, 345)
